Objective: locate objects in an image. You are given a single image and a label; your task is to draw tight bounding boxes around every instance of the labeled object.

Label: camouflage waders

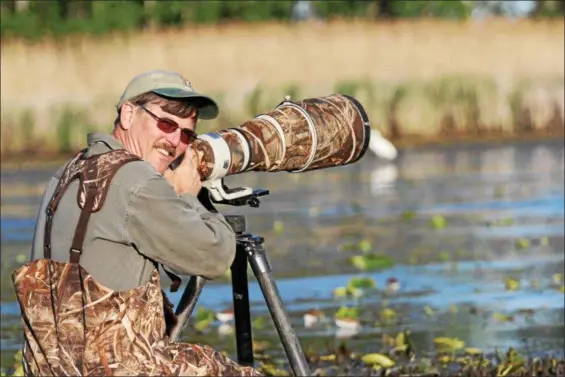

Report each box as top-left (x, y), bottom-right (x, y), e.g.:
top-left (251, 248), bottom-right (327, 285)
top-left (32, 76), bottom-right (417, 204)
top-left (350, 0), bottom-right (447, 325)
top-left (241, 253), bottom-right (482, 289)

top-left (12, 149), bottom-right (261, 376)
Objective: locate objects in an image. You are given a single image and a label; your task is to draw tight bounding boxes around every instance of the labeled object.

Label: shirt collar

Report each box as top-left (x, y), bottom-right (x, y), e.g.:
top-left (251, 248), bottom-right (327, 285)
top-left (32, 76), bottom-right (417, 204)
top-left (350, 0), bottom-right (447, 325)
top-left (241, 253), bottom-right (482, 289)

top-left (86, 132), bottom-right (125, 151)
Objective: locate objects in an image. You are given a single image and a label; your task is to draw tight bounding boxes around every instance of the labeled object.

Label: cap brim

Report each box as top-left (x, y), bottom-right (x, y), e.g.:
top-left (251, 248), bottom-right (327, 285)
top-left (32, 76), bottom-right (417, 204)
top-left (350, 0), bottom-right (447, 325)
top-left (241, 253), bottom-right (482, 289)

top-left (152, 88), bottom-right (219, 120)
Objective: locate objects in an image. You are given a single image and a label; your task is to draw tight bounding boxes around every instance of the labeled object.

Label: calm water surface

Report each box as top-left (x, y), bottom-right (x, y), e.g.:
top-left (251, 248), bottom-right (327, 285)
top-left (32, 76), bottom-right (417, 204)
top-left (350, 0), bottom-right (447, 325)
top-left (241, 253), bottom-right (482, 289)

top-left (1, 139), bottom-right (564, 366)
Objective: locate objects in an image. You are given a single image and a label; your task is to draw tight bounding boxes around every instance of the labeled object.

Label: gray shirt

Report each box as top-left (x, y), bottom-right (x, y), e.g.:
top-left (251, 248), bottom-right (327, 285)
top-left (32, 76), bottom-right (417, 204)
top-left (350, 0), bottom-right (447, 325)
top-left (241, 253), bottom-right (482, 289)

top-left (31, 132), bottom-right (236, 291)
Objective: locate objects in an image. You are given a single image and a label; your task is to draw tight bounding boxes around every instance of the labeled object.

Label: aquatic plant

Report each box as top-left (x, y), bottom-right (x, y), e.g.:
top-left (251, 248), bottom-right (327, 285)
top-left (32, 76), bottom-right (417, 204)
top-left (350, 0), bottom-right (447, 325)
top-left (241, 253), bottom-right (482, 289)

top-left (193, 306), bottom-right (216, 331)
top-left (430, 214), bottom-right (447, 230)
top-left (350, 253), bottom-right (395, 271)
top-left (2, 71), bottom-right (564, 158)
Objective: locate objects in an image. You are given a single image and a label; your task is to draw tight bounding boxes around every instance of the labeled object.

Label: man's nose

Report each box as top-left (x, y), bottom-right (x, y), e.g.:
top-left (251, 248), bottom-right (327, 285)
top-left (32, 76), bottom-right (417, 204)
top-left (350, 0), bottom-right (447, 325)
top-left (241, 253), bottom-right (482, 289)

top-left (165, 128), bottom-right (181, 148)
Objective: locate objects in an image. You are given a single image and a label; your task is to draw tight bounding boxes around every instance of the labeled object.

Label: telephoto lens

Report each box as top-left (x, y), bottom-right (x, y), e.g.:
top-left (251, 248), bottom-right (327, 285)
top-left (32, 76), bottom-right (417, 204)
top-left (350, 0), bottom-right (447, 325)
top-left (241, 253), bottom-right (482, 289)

top-left (171, 93), bottom-right (371, 181)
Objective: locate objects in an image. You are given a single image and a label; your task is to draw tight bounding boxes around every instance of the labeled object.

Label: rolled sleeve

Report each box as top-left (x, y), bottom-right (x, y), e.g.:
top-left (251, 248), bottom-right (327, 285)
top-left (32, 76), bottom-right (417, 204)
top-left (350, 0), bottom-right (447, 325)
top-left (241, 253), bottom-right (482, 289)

top-left (126, 172), bottom-right (236, 279)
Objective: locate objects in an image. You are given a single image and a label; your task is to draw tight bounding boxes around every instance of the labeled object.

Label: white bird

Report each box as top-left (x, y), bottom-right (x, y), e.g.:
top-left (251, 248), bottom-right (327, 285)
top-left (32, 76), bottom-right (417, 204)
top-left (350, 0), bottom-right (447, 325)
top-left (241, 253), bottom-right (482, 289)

top-left (369, 129), bottom-right (398, 161)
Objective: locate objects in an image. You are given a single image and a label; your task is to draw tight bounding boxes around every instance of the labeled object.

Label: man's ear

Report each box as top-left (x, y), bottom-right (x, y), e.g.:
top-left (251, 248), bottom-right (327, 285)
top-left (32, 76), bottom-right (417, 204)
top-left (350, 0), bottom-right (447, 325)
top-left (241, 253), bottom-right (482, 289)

top-left (119, 102), bottom-right (136, 130)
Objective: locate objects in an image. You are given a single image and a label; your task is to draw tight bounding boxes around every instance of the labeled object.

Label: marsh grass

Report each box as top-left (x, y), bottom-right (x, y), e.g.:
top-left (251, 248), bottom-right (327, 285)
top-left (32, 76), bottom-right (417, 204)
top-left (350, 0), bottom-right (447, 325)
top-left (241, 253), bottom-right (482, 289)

top-left (1, 75), bottom-right (563, 155)
top-left (1, 19), bottom-right (563, 155)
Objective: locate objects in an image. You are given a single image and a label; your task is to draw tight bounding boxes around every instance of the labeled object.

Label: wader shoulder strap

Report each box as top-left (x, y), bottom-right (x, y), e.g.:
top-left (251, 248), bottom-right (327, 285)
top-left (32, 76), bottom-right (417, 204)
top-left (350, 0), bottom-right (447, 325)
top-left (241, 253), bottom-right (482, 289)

top-left (43, 149), bottom-right (141, 263)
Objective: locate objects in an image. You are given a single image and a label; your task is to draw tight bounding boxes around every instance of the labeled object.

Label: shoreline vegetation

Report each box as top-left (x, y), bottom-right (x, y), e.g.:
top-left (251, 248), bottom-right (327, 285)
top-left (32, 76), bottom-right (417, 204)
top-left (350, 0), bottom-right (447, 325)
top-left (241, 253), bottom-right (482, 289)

top-left (2, 131), bottom-right (562, 171)
top-left (1, 19), bottom-right (563, 162)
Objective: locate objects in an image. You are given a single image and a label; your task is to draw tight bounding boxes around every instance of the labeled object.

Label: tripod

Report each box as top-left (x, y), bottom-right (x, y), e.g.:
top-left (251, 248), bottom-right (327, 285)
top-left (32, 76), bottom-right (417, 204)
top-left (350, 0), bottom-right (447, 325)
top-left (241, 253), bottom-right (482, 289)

top-left (168, 183), bottom-right (312, 376)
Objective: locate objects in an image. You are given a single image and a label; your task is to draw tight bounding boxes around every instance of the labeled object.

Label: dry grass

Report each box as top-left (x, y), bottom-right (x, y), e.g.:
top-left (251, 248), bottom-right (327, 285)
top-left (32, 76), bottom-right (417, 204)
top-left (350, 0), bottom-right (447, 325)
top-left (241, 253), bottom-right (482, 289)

top-left (0, 18), bottom-right (563, 155)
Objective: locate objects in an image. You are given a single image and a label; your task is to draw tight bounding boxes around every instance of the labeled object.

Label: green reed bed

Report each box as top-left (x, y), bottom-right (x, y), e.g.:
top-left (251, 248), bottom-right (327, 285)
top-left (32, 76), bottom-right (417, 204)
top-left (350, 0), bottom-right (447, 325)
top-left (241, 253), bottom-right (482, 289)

top-left (1, 75), bottom-right (563, 158)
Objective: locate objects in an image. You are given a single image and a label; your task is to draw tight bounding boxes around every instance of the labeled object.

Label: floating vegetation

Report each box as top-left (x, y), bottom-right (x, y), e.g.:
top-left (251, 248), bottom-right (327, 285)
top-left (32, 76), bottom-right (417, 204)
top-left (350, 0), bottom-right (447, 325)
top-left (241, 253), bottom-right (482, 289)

top-left (194, 306), bottom-right (216, 331)
top-left (255, 335), bottom-right (565, 376)
top-left (333, 286), bottom-right (350, 298)
top-left (486, 217), bottom-right (515, 227)
top-left (434, 336), bottom-right (465, 354)
top-left (335, 306), bottom-right (360, 320)
top-left (338, 239), bottom-right (373, 254)
top-left (492, 312), bottom-right (514, 323)
top-left (361, 352), bottom-right (396, 368)
top-left (379, 307), bottom-right (397, 326)
top-left (347, 276), bottom-right (376, 291)
top-left (504, 276), bottom-right (520, 291)
top-left (14, 254), bottom-right (27, 264)
top-left (331, 275), bottom-right (379, 299)
top-left (437, 250), bottom-right (450, 262)
top-left (515, 238), bottom-right (531, 250)
top-left (350, 254), bottom-right (395, 271)
top-left (357, 239), bottom-right (372, 254)
top-left (430, 214), bottom-right (447, 230)
top-left (273, 220), bottom-right (285, 236)
top-left (424, 305), bottom-right (435, 317)
top-left (401, 210), bottom-right (417, 221)
top-left (334, 306), bottom-right (361, 330)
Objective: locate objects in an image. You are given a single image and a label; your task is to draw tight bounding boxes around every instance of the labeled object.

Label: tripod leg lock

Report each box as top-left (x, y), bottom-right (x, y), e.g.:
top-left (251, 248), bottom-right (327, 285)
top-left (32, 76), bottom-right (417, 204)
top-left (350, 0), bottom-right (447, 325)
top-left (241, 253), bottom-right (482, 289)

top-left (248, 250), bottom-right (271, 274)
top-left (240, 236), bottom-right (271, 275)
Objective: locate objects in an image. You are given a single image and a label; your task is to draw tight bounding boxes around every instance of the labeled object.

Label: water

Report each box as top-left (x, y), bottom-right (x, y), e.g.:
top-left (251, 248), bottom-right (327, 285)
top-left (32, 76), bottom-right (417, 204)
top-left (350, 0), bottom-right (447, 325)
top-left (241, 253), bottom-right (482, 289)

top-left (1, 139), bottom-right (564, 367)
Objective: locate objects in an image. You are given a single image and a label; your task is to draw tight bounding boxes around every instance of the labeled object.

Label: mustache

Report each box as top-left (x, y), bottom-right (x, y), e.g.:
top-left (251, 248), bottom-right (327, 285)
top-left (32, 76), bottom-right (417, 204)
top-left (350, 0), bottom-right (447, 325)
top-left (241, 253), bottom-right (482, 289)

top-left (154, 142), bottom-right (175, 156)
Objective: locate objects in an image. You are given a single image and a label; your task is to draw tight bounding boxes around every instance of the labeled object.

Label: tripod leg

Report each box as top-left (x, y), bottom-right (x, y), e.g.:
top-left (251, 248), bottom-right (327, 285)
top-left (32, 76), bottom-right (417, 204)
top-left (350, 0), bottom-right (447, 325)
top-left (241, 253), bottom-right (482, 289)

top-left (231, 242), bottom-right (254, 366)
top-left (170, 276), bottom-right (207, 343)
top-left (247, 243), bottom-right (312, 376)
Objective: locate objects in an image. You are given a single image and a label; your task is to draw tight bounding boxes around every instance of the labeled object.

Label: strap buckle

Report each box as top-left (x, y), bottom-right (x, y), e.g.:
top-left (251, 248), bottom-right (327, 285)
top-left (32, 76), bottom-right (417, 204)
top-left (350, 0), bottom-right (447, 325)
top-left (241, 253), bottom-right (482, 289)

top-left (69, 248), bottom-right (83, 263)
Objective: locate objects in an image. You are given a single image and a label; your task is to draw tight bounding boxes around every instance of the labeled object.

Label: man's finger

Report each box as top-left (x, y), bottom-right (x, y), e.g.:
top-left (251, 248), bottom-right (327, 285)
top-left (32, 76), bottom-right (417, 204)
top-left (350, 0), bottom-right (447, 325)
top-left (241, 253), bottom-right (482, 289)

top-left (180, 148), bottom-right (195, 168)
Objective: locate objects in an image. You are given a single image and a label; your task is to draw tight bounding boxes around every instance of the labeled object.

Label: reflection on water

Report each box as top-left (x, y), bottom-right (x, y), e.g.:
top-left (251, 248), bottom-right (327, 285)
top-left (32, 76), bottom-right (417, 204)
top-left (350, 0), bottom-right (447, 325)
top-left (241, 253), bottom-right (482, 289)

top-left (1, 139), bottom-right (564, 362)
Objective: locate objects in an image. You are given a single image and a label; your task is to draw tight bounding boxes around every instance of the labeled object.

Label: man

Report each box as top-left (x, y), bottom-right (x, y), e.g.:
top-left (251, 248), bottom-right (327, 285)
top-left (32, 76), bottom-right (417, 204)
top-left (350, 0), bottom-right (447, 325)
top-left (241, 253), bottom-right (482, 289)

top-left (13, 70), bottom-right (261, 376)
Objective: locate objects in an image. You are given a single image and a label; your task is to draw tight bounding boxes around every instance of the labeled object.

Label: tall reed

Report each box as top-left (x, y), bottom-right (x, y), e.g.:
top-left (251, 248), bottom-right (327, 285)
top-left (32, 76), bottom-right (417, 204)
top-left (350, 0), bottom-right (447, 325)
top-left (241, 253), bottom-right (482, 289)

top-left (1, 19), bottom-right (563, 155)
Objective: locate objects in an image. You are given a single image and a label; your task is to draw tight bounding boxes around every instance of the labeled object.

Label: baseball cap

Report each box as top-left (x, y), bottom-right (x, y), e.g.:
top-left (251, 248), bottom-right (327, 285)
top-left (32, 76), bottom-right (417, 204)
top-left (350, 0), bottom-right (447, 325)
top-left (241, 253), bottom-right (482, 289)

top-left (116, 70), bottom-right (219, 120)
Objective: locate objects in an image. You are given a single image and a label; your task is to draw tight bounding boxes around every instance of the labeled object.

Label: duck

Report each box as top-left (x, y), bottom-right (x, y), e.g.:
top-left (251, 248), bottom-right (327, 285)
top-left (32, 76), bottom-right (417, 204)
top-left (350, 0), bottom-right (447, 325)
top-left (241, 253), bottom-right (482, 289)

top-left (369, 129), bottom-right (398, 161)
top-left (303, 309), bottom-right (325, 328)
top-left (215, 308), bottom-right (234, 323)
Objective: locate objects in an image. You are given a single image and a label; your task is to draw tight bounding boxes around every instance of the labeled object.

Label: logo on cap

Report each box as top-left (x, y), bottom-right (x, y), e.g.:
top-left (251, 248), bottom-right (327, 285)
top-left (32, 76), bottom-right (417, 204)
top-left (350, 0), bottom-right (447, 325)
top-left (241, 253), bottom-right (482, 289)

top-left (181, 77), bottom-right (193, 91)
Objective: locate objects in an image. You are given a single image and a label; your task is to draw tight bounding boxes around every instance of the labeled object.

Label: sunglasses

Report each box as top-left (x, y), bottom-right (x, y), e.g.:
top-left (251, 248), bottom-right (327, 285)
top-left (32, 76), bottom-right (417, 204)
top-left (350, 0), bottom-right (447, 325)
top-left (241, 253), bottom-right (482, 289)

top-left (140, 106), bottom-right (198, 145)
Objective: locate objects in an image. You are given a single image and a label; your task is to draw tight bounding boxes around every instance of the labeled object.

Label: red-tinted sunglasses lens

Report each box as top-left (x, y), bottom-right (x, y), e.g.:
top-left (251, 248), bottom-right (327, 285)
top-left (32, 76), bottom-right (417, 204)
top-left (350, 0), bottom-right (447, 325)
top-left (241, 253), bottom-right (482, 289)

top-left (180, 129), bottom-right (198, 144)
top-left (156, 119), bottom-right (177, 133)
top-left (156, 119), bottom-right (197, 144)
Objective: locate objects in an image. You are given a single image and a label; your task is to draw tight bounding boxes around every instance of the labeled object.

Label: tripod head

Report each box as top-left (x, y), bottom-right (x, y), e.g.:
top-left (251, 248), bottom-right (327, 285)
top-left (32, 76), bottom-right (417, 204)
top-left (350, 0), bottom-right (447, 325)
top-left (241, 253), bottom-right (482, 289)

top-left (198, 178), bottom-right (269, 210)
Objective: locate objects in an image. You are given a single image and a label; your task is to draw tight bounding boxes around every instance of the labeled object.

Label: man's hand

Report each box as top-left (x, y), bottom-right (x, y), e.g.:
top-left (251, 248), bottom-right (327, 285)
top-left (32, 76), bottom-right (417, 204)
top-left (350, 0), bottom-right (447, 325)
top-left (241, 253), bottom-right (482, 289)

top-left (164, 148), bottom-right (202, 197)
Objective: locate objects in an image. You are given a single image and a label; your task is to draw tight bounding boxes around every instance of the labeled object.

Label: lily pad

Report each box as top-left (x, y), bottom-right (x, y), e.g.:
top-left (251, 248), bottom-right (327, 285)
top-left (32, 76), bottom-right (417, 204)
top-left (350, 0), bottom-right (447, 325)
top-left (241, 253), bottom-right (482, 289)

top-left (401, 210), bottom-right (417, 221)
top-left (195, 306), bottom-right (215, 322)
top-left (430, 215), bottom-right (447, 230)
top-left (437, 250), bottom-right (450, 262)
top-left (540, 236), bottom-right (549, 246)
top-left (395, 331), bottom-right (409, 347)
top-left (252, 316), bottom-right (267, 330)
top-left (380, 308), bottom-right (397, 324)
top-left (347, 276), bottom-right (376, 290)
top-left (333, 286), bottom-right (349, 298)
top-left (361, 353), bottom-right (395, 368)
top-left (350, 254), bottom-right (394, 271)
top-left (465, 347), bottom-right (484, 355)
top-left (273, 220), bottom-right (284, 235)
top-left (424, 305), bottom-right (435, 317)
top-left (335, 306), bottom-right (359, 319)
top-left (504, 277), bottom-right (520, 291)
top-left (357, 239), bottom-right (372, 254)
top-left (434, 337), bottom-right (465, 353)
top-left (493, 312), bottom-right (514, 322)
top-left (515, 238), bottom-right (530, 250)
